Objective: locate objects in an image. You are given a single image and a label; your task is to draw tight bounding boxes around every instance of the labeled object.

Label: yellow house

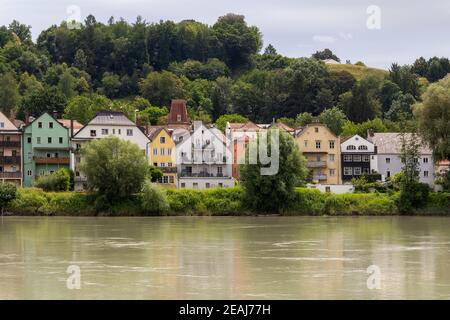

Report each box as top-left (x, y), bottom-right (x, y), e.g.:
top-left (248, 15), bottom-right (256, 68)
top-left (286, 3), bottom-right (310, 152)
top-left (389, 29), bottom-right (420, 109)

top-left (149, 128), bottom-right (177, 188)
top-left (295, 122), bottom-right (341, 185)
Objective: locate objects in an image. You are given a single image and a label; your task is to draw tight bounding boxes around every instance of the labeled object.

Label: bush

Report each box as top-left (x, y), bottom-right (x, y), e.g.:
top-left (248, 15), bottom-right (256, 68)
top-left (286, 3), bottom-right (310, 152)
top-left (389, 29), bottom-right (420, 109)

top-left (0, 182), bottom-right (17, 214)
top-left (141, 180), bottom-right (169, 215)
top-left (34, 168), bottom-right (71, 192)
top-left (396, 182), bottom-right (430, 214)
top-left (9, 188), bottom-right (48, 215)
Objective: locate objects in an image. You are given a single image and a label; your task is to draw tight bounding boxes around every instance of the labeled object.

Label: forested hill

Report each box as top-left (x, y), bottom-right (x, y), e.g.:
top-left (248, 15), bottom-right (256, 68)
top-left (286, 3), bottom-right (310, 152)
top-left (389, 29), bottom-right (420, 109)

top-left (1, 14), bottom-right (450, 132)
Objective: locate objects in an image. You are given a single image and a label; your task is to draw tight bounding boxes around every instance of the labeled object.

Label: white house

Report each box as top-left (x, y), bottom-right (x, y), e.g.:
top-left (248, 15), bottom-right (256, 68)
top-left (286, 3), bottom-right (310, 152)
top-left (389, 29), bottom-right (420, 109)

top-left (340, 134), bottom-right (376, 182)
top-left (176, 121), bottom-right (234, 189)
top-left (368, 132), bottom-right (435, 187)
top-left (71, 110), bottom-right (150, 191)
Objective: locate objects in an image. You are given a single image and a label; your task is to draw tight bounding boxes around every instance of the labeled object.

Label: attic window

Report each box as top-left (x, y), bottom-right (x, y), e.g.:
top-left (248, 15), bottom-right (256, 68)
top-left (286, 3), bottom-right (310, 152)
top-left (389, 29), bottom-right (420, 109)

top-left (177, 115), bottom-right (181, 122)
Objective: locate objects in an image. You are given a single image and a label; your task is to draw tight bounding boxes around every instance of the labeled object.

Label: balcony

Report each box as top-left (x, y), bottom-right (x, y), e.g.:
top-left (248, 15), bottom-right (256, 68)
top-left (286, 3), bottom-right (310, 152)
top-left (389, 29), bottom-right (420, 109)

top-left (180, 171), bottom-right (228, 178)
top-left (0, 172), bottom-right (21, 179)
top-left (313, 174), bottom-right (327, 181)
top-left (0, 156), bottom-right (21, 164)
top-left (74, 176), bottom-right (87, 182)
top-left (307, 161), bottom-right (327, 168)
top-left (160, 167), bottom-right (177, 174)
top-left (0, 141), bottom-right (20, 148)
top-left (33, 157), bottom-right (70, 165)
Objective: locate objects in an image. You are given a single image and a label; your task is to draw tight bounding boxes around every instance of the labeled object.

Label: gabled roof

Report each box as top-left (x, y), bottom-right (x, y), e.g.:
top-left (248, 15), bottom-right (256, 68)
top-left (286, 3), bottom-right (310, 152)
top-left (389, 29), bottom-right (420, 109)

top-left (22, 112), bottom-right (68, 131)
top-left (368, 133), bottom-right (432, 154)
top-left (294, 122), bottom-right (338, 139)
top-left (0, 111), bottom-right (21, 130)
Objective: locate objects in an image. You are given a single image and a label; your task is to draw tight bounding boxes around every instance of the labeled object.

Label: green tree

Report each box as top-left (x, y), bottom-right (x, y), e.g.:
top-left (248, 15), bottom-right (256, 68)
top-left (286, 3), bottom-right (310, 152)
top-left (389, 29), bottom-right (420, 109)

top-left (0, 72), bottom-right (20, 116)
top-left (141, 106), bottom-right (169, 125)
top-left (417, 76), bottom-right (450, 161)
top-left (19, 86), bottom-right (67, 118)
top-left (295, 112), bottom-right (313, 126)
top-left (212, 13), bottom-right (262, 69)
top-left (58, 70), bottom-right (77, 99)
top-left (8, 20), bottom-right (31, 43)
top-left (139, 71), bottom-right (184, 106)
top-left (79, 136), bottom-right (149, 202)
top-left (240, 130), bottom-right (309, 213)
top-left (64, 93), bottom-right (112, 124)
top-left (73, 49), bottom-right (88, 71)
top-left (318, 107), bottom-right (347, 136)
top-left (396, 131), bottom-right (430, 213)
top-left (0, 182), bottom-right (17, 215)
top-left (215, 114), bottom-right (249, 132)
top-left (100, 72), bottom-right (121, 98)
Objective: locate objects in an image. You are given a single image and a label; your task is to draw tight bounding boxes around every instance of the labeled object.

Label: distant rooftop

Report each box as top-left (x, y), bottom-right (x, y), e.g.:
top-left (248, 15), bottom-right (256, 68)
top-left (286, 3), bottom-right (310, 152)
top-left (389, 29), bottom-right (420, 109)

top-left (89, 110), bottom-right (135, 126)
top-left (368, 132), bottom-right (432, 155)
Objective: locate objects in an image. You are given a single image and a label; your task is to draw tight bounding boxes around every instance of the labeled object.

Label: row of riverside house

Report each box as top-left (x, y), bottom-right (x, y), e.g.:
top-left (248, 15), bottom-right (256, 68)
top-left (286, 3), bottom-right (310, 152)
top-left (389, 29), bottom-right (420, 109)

top-left (0, 100), bottom-right (446, 191)
top-left (226, 119), bottom-right (442, 192)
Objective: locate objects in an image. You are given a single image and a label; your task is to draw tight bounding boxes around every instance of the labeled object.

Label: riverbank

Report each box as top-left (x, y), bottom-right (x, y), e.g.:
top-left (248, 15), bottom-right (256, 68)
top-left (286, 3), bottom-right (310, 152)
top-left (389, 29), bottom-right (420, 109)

top-left (5, 187), bottom-right (450, 216)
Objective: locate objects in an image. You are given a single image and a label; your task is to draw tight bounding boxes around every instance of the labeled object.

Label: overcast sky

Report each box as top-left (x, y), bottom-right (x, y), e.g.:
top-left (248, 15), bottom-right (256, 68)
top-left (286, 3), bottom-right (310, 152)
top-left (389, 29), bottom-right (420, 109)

top-left (1, 0), bottom-right (449, 69)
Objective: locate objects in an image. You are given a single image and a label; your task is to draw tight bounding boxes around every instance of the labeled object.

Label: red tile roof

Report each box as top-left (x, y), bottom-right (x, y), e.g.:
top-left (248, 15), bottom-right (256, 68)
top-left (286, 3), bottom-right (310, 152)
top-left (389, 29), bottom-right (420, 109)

top-left (168, 99), bottom-right (190, 125)
top-left (228, 121), bottom-right (260, 131)
top-left (57, 119), bottom-right (83, 130)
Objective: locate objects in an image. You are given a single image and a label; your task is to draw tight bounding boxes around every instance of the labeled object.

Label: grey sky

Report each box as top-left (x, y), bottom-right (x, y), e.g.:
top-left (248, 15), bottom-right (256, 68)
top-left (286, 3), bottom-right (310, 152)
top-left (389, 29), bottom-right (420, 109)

top-left (1, 0), bottom-right (449, 68)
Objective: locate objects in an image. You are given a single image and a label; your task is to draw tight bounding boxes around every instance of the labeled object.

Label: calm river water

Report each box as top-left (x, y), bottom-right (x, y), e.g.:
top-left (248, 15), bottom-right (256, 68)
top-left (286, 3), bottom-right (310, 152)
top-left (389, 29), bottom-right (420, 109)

top-left (1, 216), bottom-right (450, 299)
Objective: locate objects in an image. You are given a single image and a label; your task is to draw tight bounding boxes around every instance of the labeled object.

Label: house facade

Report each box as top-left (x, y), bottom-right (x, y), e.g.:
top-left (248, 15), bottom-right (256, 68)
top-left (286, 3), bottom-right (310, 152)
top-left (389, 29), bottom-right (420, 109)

top-left (71, 110), bottom-right (150, 191)
top-left (177, 121), bottom-right (233, 189)
top-left (22, 113), bottom-right (71, 187)
top-left (295, 122), bottom-right (341, 185)
top-left (225, 121), bottom-right (261, 180)
top-left (149, 128), bottom-right (177, 188)
top-left (368, 132), bottom-right (435, 187)
top-left (340, 135), bottom-right (376, 182)
top-left (0, 112), bottom-right (22, 185)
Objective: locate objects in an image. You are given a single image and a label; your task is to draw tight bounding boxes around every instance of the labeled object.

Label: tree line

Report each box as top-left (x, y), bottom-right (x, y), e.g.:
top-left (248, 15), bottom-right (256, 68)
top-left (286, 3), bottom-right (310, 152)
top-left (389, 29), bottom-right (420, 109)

top-left (0, 14), bottom-right (449, 133)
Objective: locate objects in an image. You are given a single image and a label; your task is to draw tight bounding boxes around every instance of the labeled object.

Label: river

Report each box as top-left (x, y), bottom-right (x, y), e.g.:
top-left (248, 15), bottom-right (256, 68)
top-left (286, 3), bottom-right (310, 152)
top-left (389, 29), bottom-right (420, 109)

top-left (1, 216), bottom-right (450, 299)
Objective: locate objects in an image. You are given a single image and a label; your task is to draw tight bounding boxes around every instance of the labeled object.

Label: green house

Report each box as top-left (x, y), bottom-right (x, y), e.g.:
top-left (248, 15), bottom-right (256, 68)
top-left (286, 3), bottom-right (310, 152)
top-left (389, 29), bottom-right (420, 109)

top-left (22, 113), bottom-right (71, 187)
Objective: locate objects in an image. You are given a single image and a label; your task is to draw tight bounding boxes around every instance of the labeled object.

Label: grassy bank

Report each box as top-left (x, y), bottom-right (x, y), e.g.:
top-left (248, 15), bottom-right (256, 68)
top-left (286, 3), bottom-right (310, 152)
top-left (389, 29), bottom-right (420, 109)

top-left (6, 187), bottom-right (450, 216)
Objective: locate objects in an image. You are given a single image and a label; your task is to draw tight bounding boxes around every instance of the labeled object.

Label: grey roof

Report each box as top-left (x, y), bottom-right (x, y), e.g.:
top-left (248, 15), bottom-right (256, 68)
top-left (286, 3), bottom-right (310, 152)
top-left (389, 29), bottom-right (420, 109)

top-left (89, 110), bottom-right (135, 126)
top-left (368, 133), bottom-right (433, 155)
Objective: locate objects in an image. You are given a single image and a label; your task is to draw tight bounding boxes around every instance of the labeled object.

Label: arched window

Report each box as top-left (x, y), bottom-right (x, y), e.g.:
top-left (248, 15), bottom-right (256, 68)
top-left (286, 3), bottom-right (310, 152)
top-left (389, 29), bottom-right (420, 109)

top-left (347, 145), bottom-right (356, 150)
top-left (358, 145), bottom-right (368, 150)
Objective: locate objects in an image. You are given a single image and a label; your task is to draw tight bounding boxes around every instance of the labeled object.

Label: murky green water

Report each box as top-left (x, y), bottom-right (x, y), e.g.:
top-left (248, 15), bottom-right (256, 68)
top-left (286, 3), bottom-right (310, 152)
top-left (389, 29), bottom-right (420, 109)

top-left (1, 216), bottom-right (450, 299)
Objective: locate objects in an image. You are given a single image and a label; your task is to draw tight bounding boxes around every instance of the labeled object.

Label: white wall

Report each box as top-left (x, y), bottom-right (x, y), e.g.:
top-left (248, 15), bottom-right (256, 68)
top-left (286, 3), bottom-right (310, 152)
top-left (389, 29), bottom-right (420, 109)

top-left (179, 177), bottom-right (235, 189)
top-left (306, 184), bottom-right (355, 194)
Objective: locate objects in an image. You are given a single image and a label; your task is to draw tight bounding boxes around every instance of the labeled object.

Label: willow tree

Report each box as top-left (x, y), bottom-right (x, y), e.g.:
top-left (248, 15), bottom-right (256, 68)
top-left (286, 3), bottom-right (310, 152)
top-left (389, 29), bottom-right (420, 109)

top-left (79, 136), bottom-right (149, 202)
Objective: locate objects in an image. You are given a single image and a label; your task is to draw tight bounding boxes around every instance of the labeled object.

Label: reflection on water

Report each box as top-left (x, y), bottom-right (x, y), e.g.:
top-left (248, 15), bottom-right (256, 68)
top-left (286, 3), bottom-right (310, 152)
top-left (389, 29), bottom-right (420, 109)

top-left (1, 216), bottom-right (450, 299)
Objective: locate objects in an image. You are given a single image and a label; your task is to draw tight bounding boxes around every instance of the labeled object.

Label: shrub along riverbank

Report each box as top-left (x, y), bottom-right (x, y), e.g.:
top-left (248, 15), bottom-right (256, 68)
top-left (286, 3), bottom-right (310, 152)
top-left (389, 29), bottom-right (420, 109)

top-left (6, 187), bottom-right (450, 216)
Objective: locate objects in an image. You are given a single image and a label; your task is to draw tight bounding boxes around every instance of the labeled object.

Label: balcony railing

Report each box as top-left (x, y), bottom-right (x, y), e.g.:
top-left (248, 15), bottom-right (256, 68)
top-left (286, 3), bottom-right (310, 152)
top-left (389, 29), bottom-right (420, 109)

top-left (0, 156), bottom-right (21, 164)
top-left (313, 174), bottom-right (328, 181)
top-left (74, 176), bottom-right (87, 182)
top-left (307, 161), bottom-right (327, 168)
top-left (0, 172), bottom-right (21, 179)
top-left (181, 155), bottom-right (228, 164)
top-left (0, 141), bottom-right (20, 147)
top-left (180, 171), bottom-right (229, 178)
top-left (33, 157), bottom-right (70, 165)
top-left (159, 167), bottom-right (177, 173)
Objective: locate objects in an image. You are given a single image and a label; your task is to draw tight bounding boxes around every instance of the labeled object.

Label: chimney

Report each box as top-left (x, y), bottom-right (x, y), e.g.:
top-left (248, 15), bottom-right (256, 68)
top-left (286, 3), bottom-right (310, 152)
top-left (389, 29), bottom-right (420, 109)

top-left (367, 129), bottom-right (374, 138)
top-left (53, 110), bottom-right (58, 119)
top-left (136, 112), bottom-right (141, 127)
top-left (145, 124), bottom-right (149, 135)
top-left (24, 112), bottom-right (30, 124)
top-left (70, 119), bottom-right (74, 138)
